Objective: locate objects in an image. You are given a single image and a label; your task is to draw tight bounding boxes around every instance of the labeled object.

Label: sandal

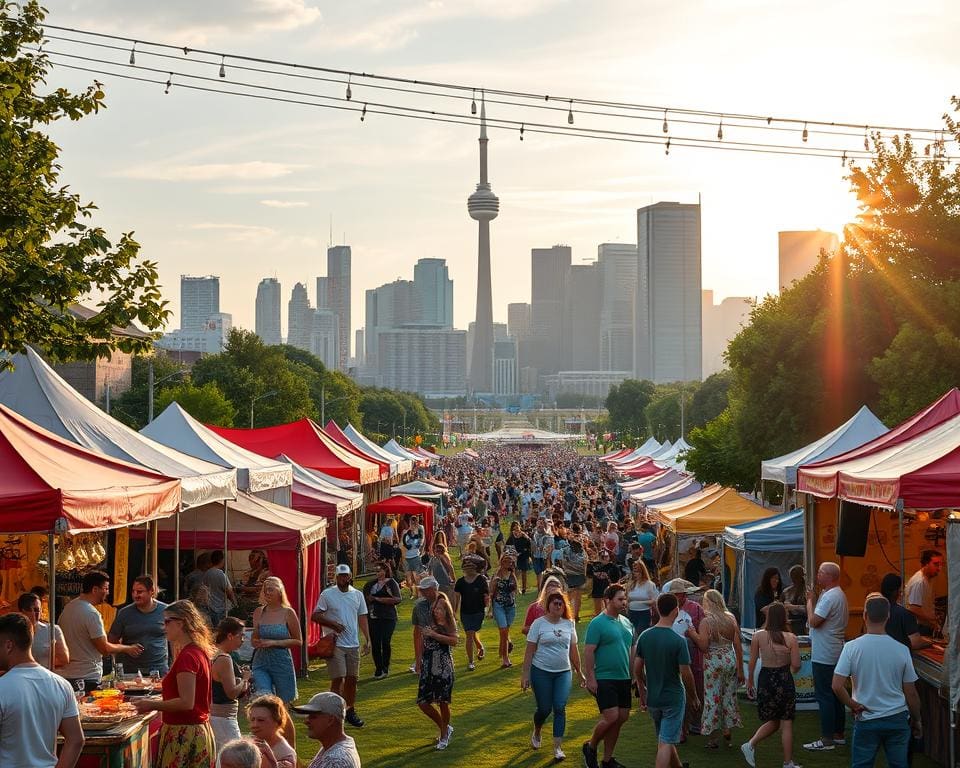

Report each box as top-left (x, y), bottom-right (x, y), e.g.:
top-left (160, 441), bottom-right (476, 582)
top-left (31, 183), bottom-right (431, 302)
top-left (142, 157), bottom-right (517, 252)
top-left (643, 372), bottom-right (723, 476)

top-left (705, 741), bottom-right (720, 750)
top-left (477, 646), bottom-right (486, 660)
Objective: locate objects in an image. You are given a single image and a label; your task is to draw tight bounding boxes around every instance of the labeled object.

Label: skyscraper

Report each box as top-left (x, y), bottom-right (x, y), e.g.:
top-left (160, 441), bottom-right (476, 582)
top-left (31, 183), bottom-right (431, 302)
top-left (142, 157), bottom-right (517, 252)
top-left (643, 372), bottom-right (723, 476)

top-left (507, 302), bottom-right (531, 341)
top-left (311, 309), bottom-right (340, 370)
top-left (378, 329), bottom-right (467, 396)
top-left (255, 278), bottom-right (282, 346)
top-left (287, 282), bottom-right (312, 352)
top-left (467, 97), bottom-right (499, 394)
top-left (180, 275), bottom-right (219, 333)
top-left (327, 245), bottom-right (351, 370)
top-left (315, 276), bottom-right (330, 310)
top-left (563, 262), bottom-right (601, 371)
top-left (778, 230), bottom-right (839, 292)
top-left (413, 258), bottom-right (454, 328)
top-left (598, 243), bottom-right (637, 371)
top-left (530, 245), bottom-right (571, 376)
top-left (701, 290), bottom-right (752, 377)
top-left (364, 279), bottom-right (419, 373)
top-left (635, 202), bottom-right (702, 383)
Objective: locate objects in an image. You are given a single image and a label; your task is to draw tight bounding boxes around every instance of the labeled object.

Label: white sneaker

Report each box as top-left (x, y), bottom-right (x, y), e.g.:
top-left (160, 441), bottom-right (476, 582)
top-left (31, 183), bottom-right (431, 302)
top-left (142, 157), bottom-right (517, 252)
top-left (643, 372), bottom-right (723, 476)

top-left (408, 664), bottom-right (416, 673)
top-left (783, 762), bottom-right (802, 768)
top-left (446, 725), bottom-right (453, 744)
top-left (553, 745), bottom-right (566, 761)
top-left (531, 729), bottom-right (541, 749)
top-left (436, 738), bottom-right (448, 750)
top-left (802, 739), bottom-right (834, 751)
top-left (468, 662), bottom-right (476, 671)
top-left (740, 742), bottom-right (756, 767)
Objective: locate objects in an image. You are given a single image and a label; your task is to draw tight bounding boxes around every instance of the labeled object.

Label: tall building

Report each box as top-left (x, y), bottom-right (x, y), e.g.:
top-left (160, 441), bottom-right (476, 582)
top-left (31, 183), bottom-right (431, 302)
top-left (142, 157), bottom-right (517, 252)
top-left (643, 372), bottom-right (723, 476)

top-left (378, 329), bottom-right (467, 396)
top-left (158, 312), bottom-right (232, 355)
top-left (180, 275), bottom-right (219, 333)
top-left (467, 97), bottom-right (499, 394)
top-left (701, 290), bottom-right (753, 377)
top-left (327, 245), bottom-right (351, 369)
top-left (354, 329), bottom-right (364, 366)
top-left (414, 258), bottom-right (454, 328)
top-left (778, 230), bottom-right (839, 292)
top-left (530, 245), bottom-right (571, 376)
top-left (635, 202), bottom-right (702, 383)
top-left (255, 278), bottom-right (282, 346)
top-left (493, 338), bottom-right (518, 396)
top-left (563, 262), bottom-right (601, 371)
top-left (311, 309), bottom-right (340, 370)
top-left (364, 279), bottom-right (419, 372)
top-left (598, 243), bottom-right (637, 371)
top-left (287, 282), bottom-right (312, 352)
top-left (315, 276), bottom-right (330, 310)
top-left (507, 302), bottom-right (531, 341)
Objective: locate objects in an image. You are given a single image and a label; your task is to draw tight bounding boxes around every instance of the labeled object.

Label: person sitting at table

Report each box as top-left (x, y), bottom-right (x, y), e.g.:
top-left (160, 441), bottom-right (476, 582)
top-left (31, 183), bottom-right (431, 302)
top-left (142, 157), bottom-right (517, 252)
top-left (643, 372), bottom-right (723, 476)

top-left (134, 600), bottom-right (216, 768)
top-left (18, 591), bottom-right (69, 670)
top-left (109, 574), bottom-right (169, 676)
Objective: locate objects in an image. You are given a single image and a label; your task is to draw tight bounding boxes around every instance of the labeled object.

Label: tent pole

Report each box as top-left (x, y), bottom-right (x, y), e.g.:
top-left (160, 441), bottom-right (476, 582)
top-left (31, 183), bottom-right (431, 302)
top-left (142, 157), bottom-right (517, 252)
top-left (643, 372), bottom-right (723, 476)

top-left (150, 520), bottom-right (159, 585)
top-left (47, 532), bottom-right (57, 673)
top-left (897, 498), bottom-right (905, 582)
top-left (223, 500), bottom-right (229, 558)
top-left (174, 502), bottom-right (182, 601)
top-left (297, 547), bottom-right (307, 677)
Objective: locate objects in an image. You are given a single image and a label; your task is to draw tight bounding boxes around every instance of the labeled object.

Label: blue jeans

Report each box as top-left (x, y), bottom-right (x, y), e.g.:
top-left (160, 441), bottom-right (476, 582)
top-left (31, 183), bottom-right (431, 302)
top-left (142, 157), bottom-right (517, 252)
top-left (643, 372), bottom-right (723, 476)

top-left (812, 662), bottom-right (846, 739)
top-left (851, 711), bottom-right (910, 768)
top-left (530, 665), bottom-right (572, 738)
top-left (493, 602), bottom-right (516, 629)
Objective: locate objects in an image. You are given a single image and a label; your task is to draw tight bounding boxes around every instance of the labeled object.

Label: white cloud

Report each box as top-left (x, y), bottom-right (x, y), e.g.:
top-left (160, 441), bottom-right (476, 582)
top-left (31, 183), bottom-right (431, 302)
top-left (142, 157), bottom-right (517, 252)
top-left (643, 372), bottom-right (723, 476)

top-left (260, 199), bottom-right (309, 208)
top-left (118, 161), bottom-right (304, 182)
top-left (190, 222), bottom-right (276, 234)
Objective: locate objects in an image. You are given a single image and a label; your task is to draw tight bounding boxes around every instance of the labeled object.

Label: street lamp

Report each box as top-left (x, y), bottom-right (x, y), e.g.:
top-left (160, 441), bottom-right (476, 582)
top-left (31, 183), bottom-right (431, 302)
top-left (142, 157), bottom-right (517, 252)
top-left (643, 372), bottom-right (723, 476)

top-left (320, 384), bottom-right (352, 427)
top-left (250, 390), bottom-right (278, 428)
top-left (147, 361), bottom-right (188, 423)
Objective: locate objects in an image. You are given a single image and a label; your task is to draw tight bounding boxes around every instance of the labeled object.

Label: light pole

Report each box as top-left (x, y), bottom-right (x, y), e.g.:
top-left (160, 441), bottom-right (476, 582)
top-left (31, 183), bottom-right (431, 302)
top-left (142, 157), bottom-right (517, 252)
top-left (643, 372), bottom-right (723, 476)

top-left (250, 390), bottom-right (278, 428)
top-left (147, 360), bottom-right (188, 423)
top-left (320, 384), bottom-right (352, 427)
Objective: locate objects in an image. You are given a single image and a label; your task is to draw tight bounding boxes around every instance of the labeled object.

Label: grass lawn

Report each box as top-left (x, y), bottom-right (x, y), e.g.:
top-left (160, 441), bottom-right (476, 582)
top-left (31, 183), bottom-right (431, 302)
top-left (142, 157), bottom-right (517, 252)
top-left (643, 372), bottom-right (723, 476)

top-left (285, 579), bottom-right (936, 768)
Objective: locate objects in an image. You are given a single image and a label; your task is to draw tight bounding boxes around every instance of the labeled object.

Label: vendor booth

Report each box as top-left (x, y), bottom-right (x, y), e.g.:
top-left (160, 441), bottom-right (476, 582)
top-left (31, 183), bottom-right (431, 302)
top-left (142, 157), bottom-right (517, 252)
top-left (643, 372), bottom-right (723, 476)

top-left (342, 422), bottom-right (414, 479)
top-left (322, 420), bottom-right (395, 491)
top-left (629, 477), bottom-right (704, 507)
top-left (796, 389), bottom-right (960, 767)
top-left (383, 438), bottom-right (430, 468)
top-left (365, 495), bottom-right (435, 572)
top-left (606, 437), bottom-right (662, 467)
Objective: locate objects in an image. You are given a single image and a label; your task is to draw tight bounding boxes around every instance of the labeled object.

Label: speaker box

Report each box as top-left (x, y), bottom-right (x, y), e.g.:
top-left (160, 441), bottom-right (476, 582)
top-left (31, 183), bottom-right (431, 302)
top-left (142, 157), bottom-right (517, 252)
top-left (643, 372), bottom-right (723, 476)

top-left (836, 501), bottom-right (871, 556)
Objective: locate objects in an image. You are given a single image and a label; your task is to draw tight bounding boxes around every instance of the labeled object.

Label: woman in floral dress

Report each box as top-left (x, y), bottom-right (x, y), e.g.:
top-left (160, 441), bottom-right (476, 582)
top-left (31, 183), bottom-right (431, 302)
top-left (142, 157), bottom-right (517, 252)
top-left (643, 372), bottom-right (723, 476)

top-left (689, 589), bottom-right (743, 749)
top-left (417, 592), bottom-right (459, 750)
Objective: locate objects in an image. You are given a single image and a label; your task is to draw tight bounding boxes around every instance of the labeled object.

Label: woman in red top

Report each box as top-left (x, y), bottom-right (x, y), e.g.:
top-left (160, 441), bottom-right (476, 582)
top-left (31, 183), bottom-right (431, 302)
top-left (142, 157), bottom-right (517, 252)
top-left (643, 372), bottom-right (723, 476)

top-left (134, 599), bottom-right (216, 768)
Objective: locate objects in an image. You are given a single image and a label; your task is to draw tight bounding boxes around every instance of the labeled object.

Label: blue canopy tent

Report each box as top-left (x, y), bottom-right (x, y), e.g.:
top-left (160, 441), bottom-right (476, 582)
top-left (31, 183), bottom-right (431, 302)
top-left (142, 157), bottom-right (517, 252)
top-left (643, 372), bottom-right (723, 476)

top-left (723, 509), bottom-right (804, 629)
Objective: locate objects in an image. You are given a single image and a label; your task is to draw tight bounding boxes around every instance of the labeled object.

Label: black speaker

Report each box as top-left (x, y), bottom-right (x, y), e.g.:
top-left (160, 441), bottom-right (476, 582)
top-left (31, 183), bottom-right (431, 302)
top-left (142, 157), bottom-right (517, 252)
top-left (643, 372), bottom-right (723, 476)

top-left (836, 501), bottom-right (871, 556)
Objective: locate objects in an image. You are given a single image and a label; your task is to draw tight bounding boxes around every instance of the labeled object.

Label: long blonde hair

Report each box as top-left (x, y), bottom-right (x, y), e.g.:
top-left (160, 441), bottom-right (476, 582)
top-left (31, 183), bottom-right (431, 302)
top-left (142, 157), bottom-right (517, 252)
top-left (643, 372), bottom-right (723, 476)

top-left (536, 576), bottom-right (565, 610)
top-left (702, 588), bottom-right (728, 617)
top-left (164, 599), bottom-right (215, 656)
top-left (259, 576), bottom-right (291, 608)
top-left (623, 559), bottom-right (650, 592)
top-left (431, 592), bottom-right (457, 632)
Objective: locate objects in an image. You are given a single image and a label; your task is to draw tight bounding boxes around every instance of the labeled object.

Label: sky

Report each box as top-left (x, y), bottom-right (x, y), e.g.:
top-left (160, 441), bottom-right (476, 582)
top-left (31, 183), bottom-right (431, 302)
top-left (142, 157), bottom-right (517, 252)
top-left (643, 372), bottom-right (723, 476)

top-left (41, 0), bottom-right (960, 348)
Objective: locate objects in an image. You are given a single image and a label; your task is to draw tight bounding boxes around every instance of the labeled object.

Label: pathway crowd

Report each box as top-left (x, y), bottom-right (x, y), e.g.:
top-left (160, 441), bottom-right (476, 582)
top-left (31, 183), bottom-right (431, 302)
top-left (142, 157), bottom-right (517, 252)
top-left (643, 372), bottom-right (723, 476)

top-left (0, 443), bottom-right (937, 768)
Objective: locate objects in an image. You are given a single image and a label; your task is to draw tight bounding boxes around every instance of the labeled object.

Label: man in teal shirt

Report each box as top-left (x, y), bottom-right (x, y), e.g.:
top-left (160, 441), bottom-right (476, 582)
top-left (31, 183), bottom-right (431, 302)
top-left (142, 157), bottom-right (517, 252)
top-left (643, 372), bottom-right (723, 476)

top-left (635, 592), bottom-right (700, 768)
top-left (582, 585), bottom-right (634, 768)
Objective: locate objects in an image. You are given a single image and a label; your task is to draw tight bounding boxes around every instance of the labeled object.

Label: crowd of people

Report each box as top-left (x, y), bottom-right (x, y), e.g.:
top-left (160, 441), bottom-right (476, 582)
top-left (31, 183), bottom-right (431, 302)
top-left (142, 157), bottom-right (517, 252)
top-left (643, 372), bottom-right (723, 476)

top-left (0, 443), bottom-right (946, 768)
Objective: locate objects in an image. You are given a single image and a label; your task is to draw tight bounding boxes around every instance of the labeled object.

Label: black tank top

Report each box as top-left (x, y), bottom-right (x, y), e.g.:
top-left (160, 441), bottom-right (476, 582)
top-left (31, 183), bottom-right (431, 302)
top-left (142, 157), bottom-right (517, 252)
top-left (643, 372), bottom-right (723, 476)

top-left (211, 652), bottom-right (241, 705)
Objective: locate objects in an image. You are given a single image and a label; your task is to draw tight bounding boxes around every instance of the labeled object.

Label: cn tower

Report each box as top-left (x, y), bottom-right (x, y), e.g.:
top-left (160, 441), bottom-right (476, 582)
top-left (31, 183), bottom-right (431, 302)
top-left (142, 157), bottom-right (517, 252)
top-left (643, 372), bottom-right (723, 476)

top-left (467, 95), bottom-right (499, 395)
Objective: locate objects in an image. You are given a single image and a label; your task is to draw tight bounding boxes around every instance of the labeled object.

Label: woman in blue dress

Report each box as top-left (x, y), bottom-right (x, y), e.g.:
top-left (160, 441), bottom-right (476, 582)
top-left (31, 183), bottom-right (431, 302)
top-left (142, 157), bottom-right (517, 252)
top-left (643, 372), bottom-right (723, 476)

top-left (251, 576), bottom-right (301, 750)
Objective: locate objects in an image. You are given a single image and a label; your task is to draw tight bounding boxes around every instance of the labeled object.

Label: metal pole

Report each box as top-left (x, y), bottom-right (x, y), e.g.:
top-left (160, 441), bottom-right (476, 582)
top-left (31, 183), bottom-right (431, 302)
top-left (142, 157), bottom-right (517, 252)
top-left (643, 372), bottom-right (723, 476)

top-left (147, 359), bottom-right (154, 423)
top-left (105, 383), bottom-right (111, 415)
top-left (47, 532), bottom-right (56, 673)
top-left (150, 521), bottom-right (159, 584)
top-left (250, 399), bottom-right (255, 429)
top-left (297, 547), bottom-right (307, 677)
top-left (897, 498), bottom-right (905, 582)
top-left (174, 502), bottom-right (182, 601)
top-left (223, 500), bottom-right (229, 558)
top-left (321, 384), bottom-right (325, 427)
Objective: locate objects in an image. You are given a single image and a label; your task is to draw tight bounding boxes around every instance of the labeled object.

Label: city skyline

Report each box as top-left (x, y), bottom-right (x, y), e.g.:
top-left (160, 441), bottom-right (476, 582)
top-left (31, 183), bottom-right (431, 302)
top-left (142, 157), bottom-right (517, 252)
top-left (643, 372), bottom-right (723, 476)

top-left (40, 2), bottom-right (957, 338)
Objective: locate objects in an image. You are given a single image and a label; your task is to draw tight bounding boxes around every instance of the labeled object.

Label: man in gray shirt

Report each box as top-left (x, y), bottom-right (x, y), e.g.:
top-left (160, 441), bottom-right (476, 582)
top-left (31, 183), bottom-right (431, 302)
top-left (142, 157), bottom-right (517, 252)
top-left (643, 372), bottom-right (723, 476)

top-left (108, 575), bottom-right (168, 675)
top-left (202, 550), bottom-right (236, 626)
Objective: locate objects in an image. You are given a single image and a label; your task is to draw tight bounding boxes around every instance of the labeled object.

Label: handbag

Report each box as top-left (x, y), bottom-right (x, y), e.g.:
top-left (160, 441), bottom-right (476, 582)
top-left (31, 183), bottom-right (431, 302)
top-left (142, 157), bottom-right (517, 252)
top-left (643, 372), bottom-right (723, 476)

top-left (310, 632), bottom-right (337, 659)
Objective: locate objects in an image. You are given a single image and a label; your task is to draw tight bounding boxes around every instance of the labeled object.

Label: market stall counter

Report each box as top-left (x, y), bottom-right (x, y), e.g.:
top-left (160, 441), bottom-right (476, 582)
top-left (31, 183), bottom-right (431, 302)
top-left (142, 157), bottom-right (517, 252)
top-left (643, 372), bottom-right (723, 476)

top-left (62, 711), bottom-right (159, 768)
top-left (911, 644), bottom-right (956, 768)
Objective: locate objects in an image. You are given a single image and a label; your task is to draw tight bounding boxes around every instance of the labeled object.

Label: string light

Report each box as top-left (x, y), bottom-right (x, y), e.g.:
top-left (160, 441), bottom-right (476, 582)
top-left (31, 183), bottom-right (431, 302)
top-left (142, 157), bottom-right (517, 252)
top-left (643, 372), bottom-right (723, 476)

top-left (802, 122), bottom-right (808, 142)
top-left (128, 41), bottom-right (136, 65)
top-left (164, 72), bottom-right (172, 94)
top-left (520, 123), bottom-right (524, 140)
top-left (841, 151), bottom-right (847, 167)
top-left (360, 102), bottom-right (367, 121)
top-left (346, 74), bottom-right (352, 101)
top-left (717, 116), bottom-right (723, 141)
top-left (218, 55), bottom-right (225, 78)
top-left (662, 109), bottom-right (668, 134)
top-left (665, 136), bottom-right (670, 155)
top-left (470, 88), bottom-right (476, 115)
top-left (567, 99), bottom-right (574, 125)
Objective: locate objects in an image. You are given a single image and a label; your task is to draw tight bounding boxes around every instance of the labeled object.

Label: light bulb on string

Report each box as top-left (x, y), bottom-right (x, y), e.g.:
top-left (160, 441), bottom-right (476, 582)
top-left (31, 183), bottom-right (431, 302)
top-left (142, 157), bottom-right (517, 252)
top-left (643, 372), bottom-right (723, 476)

top-left (128, 42), bottom-right (136, 65)
top-left (346, 75), bottom-right (352, 101)
top-left (665, 137), bottom-right (670, 156)
top-left (802, 122), bottom-right (808, 142)
top-left (219, 55), bottom-right (226, 78)
top-left (662, 109), bottom-right (669, 134)
top-left (717, 117), bottom-right (724, 141)
top-left (841, 151), bottom-right (847, 167)
top-left (360, 103), bottom-right (367, 122)
top-left (471, 89), bottom-right (476, 115)
top-left (864, 126), bottom-right (870, 151)
top-left (567, 100), bottom-right (574, 125)
top-left (520, 123), bottom-right (525, 141)
top-left (164, 73), bottom-right (172, 94)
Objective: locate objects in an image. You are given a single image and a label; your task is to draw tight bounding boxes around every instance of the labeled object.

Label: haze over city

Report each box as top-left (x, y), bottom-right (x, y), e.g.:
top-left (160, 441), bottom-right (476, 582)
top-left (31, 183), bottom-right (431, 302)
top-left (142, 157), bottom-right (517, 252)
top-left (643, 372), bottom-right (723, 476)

top-left (42, 1), bottom-right (958, 337)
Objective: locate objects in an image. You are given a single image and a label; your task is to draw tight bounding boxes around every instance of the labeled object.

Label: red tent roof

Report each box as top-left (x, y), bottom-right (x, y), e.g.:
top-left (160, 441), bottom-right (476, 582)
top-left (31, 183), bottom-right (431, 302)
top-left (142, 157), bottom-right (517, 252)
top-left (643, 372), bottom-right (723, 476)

top-left (207, 420), bottom-right (383, 485)
top-left (367, 494), bottom-right (434, 542)
top-left (323, 420), bottom-right (390, 478)
top-left (0, 404), bottom-right (181, 533)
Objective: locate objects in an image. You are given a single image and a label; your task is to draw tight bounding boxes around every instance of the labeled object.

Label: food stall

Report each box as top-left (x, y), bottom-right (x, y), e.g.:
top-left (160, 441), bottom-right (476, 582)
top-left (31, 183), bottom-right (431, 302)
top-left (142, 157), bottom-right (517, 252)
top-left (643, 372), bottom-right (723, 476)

top-left (796, 388), bottom-right (960, 767)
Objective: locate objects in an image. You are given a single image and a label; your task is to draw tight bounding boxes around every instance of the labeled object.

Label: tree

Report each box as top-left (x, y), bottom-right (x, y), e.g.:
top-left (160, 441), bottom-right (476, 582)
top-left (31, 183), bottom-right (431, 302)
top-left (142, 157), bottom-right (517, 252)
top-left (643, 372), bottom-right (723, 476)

top-left (644, 385), bottom-right (683, 442)
top-left (360, 390), bottom-right (405, 439)
top-left (155, 382), bottom-right (235, 427)
top-left (687, 371), bottom-right (732, 431)
top-left (279, 345), bottom-right (363, 426)
top-left (605, 379), bottom-right (656, 439)
top-left (110, 354), bottom-right (186, 428)
top-left (0, 2), bottom-right (168, 362)
top-left (685, 407), bottom-right (757, 491)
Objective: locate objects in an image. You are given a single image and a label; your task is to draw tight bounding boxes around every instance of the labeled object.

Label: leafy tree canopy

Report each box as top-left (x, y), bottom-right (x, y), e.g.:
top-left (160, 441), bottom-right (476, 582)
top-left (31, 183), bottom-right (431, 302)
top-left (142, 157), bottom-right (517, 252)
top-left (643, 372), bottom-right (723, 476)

top-left (155, 381), bottom-right (235, 427)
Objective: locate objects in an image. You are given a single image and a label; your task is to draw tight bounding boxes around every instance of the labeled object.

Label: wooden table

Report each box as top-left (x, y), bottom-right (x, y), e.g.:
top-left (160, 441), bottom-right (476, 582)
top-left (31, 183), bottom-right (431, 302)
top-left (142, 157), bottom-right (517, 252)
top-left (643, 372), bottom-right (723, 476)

top-left (69, 712), bottom-right (158, 768)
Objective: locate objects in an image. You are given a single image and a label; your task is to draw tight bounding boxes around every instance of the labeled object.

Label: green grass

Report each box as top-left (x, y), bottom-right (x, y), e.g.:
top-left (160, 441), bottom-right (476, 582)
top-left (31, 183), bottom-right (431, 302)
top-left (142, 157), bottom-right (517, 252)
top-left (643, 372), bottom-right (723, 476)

top-left (287, 569), bottom-right (935, 768)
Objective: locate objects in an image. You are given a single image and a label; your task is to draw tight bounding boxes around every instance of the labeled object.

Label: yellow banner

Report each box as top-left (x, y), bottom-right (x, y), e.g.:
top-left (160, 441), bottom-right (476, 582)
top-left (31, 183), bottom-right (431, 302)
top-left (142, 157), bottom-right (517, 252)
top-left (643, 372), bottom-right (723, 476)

top-left (113, 528), bottom-right (129, 606)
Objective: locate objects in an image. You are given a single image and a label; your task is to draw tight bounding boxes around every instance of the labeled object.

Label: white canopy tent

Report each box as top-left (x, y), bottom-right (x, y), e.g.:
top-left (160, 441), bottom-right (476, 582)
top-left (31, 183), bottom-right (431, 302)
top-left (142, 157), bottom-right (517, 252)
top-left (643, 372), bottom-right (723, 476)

top-left (343, 423), bottom-right (413, 477)
top-left (465, 426), bottom-right (580, 443)
top-left (383, 438), bottom-right (429, 466)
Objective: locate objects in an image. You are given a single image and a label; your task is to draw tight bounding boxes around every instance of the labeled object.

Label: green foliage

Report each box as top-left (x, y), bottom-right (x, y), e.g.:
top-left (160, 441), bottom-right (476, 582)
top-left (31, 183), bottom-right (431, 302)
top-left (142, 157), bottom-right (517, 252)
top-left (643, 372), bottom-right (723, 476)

top-left (687, 371), bottom-right (732, 429)
top-left (605, 379), bottom-right (656, 438)
top-left (110, 354), bottom-right (186, 428)
top-left (644, 385), bottom-right (682, 442)
top-left (154, 381), bottom-right (235, 427)
top-left (0, 2), bottom-right (169, 361)
top-left (360, 388), bottom-right (439, 443)
top-left (685, 407), bottom-right (757, 490)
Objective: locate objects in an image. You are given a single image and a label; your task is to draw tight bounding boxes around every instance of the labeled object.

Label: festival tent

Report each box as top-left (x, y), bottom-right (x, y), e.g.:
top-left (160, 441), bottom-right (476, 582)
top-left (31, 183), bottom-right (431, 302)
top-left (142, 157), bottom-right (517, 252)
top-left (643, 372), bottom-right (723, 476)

top-left (142, 403), bottom-right (292, 505)
top-left (383, 438), bottom-right (429, 468)
top-left (468, 426), bottom-right (579, 443)
top-left (0, 348), bottom-right (237, 508)
top-left (321, 420), bottom-right (392, 481)
top-left (279, 456), bottom-right (361, 492)
top-left (653, 487), bottom-right (769, 534)
top-left (205, 419), bottom-right (383, 487)
top-left (761, 405), bottom-right (888, 487)
top-left (391, 480), bottom-right (448, 498)
top-left (629, 477), bottom-right (704, 506)
top-left (0, 404), bottom-right (181, 533)
top-left (600, 447), bottom-right (632, 462)
top-left (411, 445), bottom-right (441, 463)
top-left (723, 509), bottom-right (804, 628)
top-left (366, 495), bottom-right (434, 542)
top-left (655, 438), bottom-right (692, 463)
top-left (342, 422), bottom-right (414, 478)
top-left (622, 461), bottom-right (669, 479)
top-left (650, 440), bottom-right (674, 459)
top-left (282, 458), bottom-right (363, 545)
top-left (618, 468), bottom-right (677, 492)
top-left (608, 437), bottom-right (662, 466)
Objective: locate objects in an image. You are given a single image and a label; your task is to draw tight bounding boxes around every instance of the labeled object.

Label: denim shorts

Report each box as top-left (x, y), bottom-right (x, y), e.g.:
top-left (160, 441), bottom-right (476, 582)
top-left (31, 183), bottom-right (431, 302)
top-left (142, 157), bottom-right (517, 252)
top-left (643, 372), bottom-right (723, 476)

top-left (492, 602), bottom-right (516, 629)
top-left (650, 698), bottom-right (685, 745)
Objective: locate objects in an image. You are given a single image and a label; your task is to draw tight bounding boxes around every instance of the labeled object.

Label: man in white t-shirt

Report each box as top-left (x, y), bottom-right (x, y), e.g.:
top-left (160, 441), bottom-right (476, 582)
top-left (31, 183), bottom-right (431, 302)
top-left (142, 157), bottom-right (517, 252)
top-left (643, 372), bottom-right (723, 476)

top-left (803, 561), bottom-right (849, 752)
top-left (832, 593), bottom-right (921, 768)
top-left (57, 570), bottom-right (143, 692)
top-left (293, 692), bottom-right (361, 768)
top-left (905, 549), bottom-right (942, 635)
top-left (312, 565), bottom-right (370, 729)
top-left (0, 612), bottom-right (85, 768)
